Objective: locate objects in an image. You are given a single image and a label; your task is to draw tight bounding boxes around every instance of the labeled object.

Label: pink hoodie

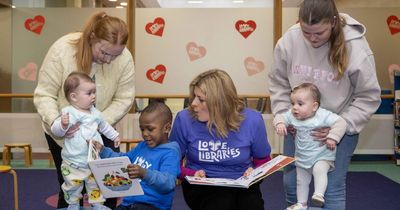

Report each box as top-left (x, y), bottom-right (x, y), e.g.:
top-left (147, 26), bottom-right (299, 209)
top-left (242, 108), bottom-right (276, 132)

top-left (269, 13), bottom-right (381, 134)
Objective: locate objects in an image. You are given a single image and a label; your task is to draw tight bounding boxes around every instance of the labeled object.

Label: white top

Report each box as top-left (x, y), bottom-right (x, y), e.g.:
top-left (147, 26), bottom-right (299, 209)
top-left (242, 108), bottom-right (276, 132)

top-left (51, 105), bottom-right (119, 168)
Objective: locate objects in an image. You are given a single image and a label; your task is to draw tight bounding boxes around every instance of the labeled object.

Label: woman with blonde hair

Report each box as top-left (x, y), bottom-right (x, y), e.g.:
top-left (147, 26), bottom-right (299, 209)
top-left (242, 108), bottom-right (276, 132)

top-left (34, 11), bottom-right (135, 209)
top-left (170, 69), bottom-right (271, 210)
top-left (269, 0), bottom-right (381, 209)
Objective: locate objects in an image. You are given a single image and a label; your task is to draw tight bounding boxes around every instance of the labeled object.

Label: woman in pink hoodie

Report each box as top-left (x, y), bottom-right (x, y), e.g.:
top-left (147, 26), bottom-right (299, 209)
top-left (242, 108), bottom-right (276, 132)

top-left (269, 0), bottom-right (381, 210)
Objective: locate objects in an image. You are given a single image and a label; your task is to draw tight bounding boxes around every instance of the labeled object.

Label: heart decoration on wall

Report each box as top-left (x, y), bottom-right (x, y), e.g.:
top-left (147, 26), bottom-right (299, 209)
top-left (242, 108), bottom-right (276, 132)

top-left (24, 15), bottom-right (45, 35)
top-left (146, 64), bottom-right (167, 84)
top-left (387, 15), bottom-right (400, 35)
top-left (18, 62), bottom-right (38, 81)
top-left (244, 57), bottom-right (265, 76)
top-left (186, 42), bottom-right (207, 61)
top-left (145, 17), bottom-right (165, 37)
top-left (235, 20), bottom-right (256, 39)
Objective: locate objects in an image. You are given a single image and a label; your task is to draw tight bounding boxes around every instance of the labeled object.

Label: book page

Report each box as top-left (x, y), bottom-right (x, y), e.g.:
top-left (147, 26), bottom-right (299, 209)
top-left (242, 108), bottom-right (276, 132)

top-left (185, 176), bottom-right (246, 188)
top-left (237, 155), bottom-right (295, 186)
top-left (185, 155), bottom-right (295, 188)
top-left (88, 156), bottom-right (144, 198)
top-left (87, 140), bottom-right (100, 162)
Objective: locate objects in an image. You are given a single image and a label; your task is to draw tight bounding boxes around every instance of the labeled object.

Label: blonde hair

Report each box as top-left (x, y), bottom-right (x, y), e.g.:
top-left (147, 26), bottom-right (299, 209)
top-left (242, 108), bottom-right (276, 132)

top-left (189, 69), bottom-right (245, 138)
top-left (72, 12), bottom-right (128, 74)
top-left (299, 0), bottom-right (348, 79)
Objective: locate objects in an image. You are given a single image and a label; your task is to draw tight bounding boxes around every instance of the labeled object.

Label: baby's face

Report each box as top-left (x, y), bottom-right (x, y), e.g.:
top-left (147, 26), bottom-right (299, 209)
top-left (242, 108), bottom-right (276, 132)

top-left (71, 81), bottom-right (96, 112)
top-left (290, 89), bottom-right (318, 120)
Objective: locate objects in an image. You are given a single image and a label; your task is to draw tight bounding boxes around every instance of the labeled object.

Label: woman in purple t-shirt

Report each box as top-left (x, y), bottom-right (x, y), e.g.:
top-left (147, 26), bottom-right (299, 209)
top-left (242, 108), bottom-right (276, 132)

top-left (170, 69), bottom-right (271, 210)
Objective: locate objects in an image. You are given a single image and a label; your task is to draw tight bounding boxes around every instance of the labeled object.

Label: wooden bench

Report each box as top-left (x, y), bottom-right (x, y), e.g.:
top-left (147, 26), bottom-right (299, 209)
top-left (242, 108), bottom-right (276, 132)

top-left (120, 139), bottom-right (142, 152)
top-left (2, 143), bottom-right (32, 167)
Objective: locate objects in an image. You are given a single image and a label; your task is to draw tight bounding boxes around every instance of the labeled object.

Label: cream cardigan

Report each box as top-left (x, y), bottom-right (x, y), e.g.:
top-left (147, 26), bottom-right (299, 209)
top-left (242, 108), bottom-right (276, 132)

top-left (34, 32), bottom-right (135, 144)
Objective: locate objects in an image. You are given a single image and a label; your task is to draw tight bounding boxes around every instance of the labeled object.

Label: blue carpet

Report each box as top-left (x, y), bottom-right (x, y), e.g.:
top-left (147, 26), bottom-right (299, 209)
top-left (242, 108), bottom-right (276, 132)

top-left (0, 169), bottom-right (58, 210)
top-left (173, 171), bottom-right (400, 210)
top-left (1, 170), bottom-right (400, 210)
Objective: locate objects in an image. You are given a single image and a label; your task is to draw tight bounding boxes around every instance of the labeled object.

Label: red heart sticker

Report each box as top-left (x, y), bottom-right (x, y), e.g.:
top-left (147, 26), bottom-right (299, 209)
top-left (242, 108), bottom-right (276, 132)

top-left (387, 15), bottom-right (400, 35)
top-left (146, 65), bottom-right (167, 84)
top-left (244, 57), bottom-right (265, 76)
top-left (145, 17), bottom-right (165, 37)
top-left (24, 15), bottom-right (45, 35)
top-left (235, 20), bottom-right (256, 39)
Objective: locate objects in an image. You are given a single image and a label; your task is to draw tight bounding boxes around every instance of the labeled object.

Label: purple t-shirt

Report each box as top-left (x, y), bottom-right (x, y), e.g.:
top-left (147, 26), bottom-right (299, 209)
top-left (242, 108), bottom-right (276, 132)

top-left (170, 108), bottom-right (271, 179)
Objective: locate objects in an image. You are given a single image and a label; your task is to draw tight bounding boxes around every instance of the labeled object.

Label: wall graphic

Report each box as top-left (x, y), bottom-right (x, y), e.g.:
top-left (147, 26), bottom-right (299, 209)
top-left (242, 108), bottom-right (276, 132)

top-left (387, 15), bottom-right (400, 35)
top-left (24, 15), bottom-right (45, 35)
top-left (135, 8), bottom-right (274, 95)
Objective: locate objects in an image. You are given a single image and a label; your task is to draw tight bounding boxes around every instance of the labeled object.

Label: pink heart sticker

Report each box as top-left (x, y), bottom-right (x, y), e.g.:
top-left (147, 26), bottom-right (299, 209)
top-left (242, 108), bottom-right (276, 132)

top-left (18, 62), bottom-right (38, 81)
top-left (24, 15), bottom-right (45, 35)
top-left (146, 65), bottom-right (167, 84)
top-left (235, 20), bottom-right (256, 39)
top-left (387, 15), bottom-right (400, 35)
top-left (145, 17), bottom-right (165, 37)
top-left (244, 57), bottom-right (265, 76)
top-left (186, 42), bottom-right (207, 61)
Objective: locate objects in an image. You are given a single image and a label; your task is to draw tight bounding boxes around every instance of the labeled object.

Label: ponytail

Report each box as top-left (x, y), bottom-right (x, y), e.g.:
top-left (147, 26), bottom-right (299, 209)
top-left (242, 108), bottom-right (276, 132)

top-left (329, 16), bottom-right (348, 79)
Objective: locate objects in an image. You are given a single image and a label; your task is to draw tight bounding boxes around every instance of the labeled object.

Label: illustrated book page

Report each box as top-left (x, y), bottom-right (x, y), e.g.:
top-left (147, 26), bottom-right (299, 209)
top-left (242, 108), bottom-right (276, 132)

top-left (88, 156), bottom-right (144, 198)
top-left (185, 155), bottom-right (295, 188)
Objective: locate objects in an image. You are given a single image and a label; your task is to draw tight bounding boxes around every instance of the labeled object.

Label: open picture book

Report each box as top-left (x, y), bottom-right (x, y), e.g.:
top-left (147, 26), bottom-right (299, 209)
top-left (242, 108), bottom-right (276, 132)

top-left (87, 140), bottom-right (144, 198)
top-left (185, 155), bottom-right (295, 188)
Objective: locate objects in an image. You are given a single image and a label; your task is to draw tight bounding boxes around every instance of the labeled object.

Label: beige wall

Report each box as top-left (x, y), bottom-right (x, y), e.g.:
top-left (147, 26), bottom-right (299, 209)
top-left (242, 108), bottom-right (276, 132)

top-left (340, 8), bottom-right (400, 91)
top-left (337, 0), bottom-right (400, 91)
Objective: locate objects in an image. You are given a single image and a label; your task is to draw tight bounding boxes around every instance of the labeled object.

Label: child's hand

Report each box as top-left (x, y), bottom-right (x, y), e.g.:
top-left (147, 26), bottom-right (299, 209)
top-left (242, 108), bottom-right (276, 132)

top-left (275, 123), bottom-right (287, 136)
top-left (90, 140), bottom-right (104, 152)
top-left (113, 136), bottom-right (121, 148)
top-left (311, 127), bottom-right (331, 141)
top-left (194, 170), bottom-right (206, 178)
top-left (61, 113), bottom-right (70, 130)
top-left (65, 122), bottom-right (80, 138)
top-left (127, 164), bottom-right (146, 179)
top-left (325, 138), bottom-right (337, 151)
top-left (243, 167), bottom-right (254, 177)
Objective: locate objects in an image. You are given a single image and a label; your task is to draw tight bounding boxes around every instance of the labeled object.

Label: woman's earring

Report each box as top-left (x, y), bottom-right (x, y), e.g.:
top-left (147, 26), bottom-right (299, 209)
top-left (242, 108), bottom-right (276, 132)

top-left (332, 16), bottom-right (337, 27)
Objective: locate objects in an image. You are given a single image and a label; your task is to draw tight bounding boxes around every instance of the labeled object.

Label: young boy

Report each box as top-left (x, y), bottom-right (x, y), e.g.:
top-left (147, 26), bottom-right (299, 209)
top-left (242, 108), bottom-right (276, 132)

top-left (93, 102), bottom-right (181, 210)
top-left (51, 71), bottom-right (120, 210)
top-left (273, 83), bottom-right (347, 210)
